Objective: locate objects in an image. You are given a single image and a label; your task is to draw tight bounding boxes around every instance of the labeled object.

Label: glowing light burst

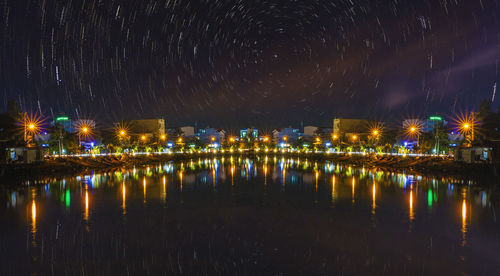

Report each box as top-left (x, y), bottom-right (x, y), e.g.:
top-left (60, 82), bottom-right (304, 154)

top-left (114, 122), bottom-right (131, 140)
top-left (75, 119), bottom-right (96, 139)
top-left (452, 112), bottom-right (478, 144)
top-left (368, 121), bottom-right (384, 138)
top-left (403, 119), bottom-right (424, 139)
top-left (20, 113), bottom-right (46, 142)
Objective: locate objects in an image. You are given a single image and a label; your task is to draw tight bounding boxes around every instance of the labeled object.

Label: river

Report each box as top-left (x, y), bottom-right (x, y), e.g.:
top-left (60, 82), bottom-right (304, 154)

top-left (0, 156), bottom-right (499, 274)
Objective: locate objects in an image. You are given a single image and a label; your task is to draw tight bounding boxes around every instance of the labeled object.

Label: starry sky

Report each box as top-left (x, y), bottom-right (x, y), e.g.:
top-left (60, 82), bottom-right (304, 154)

top-left (1, 0), bottom-right (499, 128)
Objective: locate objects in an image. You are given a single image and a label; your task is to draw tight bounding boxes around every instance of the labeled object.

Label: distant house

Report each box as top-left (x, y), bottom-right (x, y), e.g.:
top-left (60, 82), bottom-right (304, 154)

top-left (454, 147), bottom-right (493, 164)
top-left (198, 128), bottom-right (225, 145)
top-left (128, 118), bottom-right (166, 140)
top-left (303, 126), bottom-right (318, 137)
top-left (272, 128), bottom-right (301, 145)
top-left (333, 118), bottom-right (370, 139)
top-left (6, 147), bottom-right (44, 164)
top-left (180, 126), bottom-right (195, 137)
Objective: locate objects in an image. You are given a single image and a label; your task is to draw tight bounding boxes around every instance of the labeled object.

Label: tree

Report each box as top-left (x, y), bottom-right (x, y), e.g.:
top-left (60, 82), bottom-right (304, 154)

top-left (0, 113), bottom-right (23, 147)
top-left (477, 99), bottom-right (500, 143)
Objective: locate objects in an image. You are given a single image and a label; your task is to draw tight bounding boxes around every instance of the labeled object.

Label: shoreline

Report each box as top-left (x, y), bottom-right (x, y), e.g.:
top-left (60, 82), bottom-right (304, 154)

top-left (0, 152), bottom-right (497, 182)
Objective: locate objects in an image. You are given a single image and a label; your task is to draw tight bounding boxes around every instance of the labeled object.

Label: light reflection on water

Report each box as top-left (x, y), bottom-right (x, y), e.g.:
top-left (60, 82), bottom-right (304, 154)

top-left (1, 156), bottom-right (500, 274)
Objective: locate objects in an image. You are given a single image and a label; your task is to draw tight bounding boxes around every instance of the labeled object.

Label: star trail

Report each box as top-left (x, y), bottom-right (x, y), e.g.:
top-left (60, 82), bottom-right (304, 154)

top-left (1, 0), bottom-right (499, 127)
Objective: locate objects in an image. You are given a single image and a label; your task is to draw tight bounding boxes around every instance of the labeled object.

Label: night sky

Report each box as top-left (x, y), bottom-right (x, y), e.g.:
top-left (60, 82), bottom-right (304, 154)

top-left (1, 0), bottom-right (499, 128)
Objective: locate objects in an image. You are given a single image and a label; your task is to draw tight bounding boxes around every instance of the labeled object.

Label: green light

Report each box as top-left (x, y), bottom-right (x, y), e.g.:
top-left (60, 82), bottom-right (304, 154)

top-left (56, 116), bottom-right (69, 121)
top-left (428, 189), bottom-right (433, 207)
top-left (65, 189), bottom-right (70, 208)
top-left (429, 116), bottom-right (442, 121)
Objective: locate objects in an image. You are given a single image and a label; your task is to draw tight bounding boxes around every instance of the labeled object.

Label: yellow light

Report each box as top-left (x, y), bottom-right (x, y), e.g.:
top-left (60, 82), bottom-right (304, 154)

top-left (22, 113), bottom-right (45, 142)
top-left (84, 190), bottom-right (89, 221)
top-left (178, 137), bottom-right (183, 143)
top-left (462, 199), bottom-right (467, 221)
top-left (122, 183), bottom-right (126, 215)
top-left (75, 119), bottom-right (95, 139)
top-left (315, 137), bottom-right (321, 142)
top-left (120, 130), bottom-right (126, 136)
top-left (352, 135), bottom-right (357, 140)
top-left (372, 130), bottom-right (379, 135)
top-left (161, 135), bottom-right (166, 140)
top-left (31, 200), bottom-right (36, 221)
top-left (404, 119), bottom-right (423, 138)
top-left (463, 123), bottom-right (470, 130)
top-left (263, 137), bottom-right (269, 142)
top-left (409, 190), bottom-right (414, 222)
top-left (332, 134), bottom-right (338, 139)
top-left (211, 136), bottom-right (215, 142)
top-left (283, 136), bottom-right (287, 141)
top-left (141, 135), bottom-right (146, 141)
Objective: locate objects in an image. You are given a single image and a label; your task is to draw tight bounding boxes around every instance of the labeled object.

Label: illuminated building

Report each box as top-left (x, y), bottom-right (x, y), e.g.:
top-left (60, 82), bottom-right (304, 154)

top-left (332, 118), bottom-right (370, 141)
top-left (240, 128), bottom-right (259, 140)
top-left (52, 114), bottom-right (75, 133)
top-left (272, 127), bottom-right (301, 144)
top-left (422, 115), bottom-right (448, 133)
top-left (198, 128), bottom-right (225, 145)
top-left (128, 118), bottom-right (166, 140)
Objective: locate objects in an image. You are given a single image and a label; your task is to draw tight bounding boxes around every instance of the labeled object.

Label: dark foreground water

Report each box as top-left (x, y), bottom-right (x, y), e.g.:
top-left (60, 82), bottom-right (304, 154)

top-left (1, 156), bottom-right (499, 275)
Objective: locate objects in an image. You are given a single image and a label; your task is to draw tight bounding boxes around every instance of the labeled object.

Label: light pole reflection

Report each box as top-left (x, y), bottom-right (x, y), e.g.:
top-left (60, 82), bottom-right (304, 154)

top-left (351, 178), bottom-right (355, 205)
top-left (162, 175), bottom-right (167, 203)
top-left (179, 171), bottom-right (183, 193)
top-left (315, 170), bottom-right (319, 192)
top-left (30, 198), bottom-right (37, 246)
top-left (122, 182), bottom-right (126, 215)
top-left (84, 188), bottom-right (89, 222)
top-left (263, 165), bottom-right (267, 186)
top-left (372, 182), bottom-right (376, 215)
top-left (331, 176), bottom-right (336, 204)
top-left (409, 189), bottom-right (415, 232)
top-left (143, 177), bottom-right (147, 204)
top-left (461, 199), bottom-right (468, 247)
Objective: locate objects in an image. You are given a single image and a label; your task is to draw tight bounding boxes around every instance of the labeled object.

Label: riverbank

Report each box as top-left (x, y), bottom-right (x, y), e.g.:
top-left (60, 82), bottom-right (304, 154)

top-left (0, 152), bottom-right (496, 180)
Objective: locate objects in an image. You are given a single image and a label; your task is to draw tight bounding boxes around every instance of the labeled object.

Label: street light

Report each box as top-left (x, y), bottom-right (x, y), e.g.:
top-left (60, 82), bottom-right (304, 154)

top-left (403, 119), bottom-right (423, 149)
top-left (21, 113), bottom-right (44, 145)
top-left (75, 119), bottom-right (95, 147)
top-left (455, 112), bottom-right (476, 145)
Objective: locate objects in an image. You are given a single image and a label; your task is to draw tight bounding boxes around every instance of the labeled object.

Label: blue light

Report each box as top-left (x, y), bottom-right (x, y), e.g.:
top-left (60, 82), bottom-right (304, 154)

top-left (325, 142), bottom-right (331, 147)
top-left (167, 143), bottom-right (173, 147)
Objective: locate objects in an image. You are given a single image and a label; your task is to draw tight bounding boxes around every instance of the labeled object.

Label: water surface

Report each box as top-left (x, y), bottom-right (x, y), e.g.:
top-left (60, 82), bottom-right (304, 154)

top-left (1, 156), bottom-right (499, 274)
